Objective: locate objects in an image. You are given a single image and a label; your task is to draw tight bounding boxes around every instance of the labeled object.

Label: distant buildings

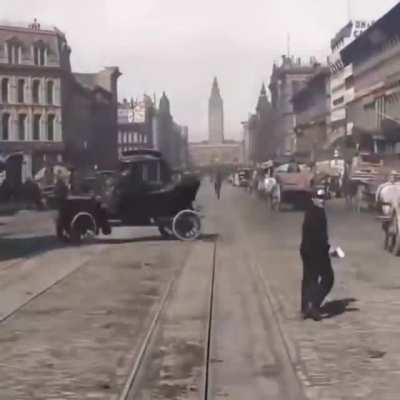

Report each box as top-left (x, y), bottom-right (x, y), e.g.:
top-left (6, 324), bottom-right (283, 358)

top-left (242, 83), bottom-right (274, 164)
top-left (189, 77), bottom-right (242, 167)
top-left (209, 77), bottom-right (224, 144)
top-left (0, 19), bottom-right (121, 180)
top-left (269, 56), bottom-right (322, 156)
top-left (261, 3), bottom-right (400, 163)
top-left (117, 97), bottom-right (155, 155)
top-left (291, 66), bottom-right (331, 162)
top-left (341, 4), bottom-right (400, 157)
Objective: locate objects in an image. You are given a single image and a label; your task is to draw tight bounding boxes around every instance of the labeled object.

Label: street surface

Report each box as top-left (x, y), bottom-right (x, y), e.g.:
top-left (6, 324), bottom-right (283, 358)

top-left (1, 182), bottom-right (400, 398)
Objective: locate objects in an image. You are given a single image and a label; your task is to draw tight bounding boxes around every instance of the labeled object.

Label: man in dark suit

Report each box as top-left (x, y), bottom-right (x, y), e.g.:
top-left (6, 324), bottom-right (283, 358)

top-left (300, 188), bottom-right (334, 321)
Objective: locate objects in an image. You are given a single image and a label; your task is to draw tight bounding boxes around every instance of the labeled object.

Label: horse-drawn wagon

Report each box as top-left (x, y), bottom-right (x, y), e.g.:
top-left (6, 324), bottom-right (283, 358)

top-left (261, 160), bottom-right (313, 211)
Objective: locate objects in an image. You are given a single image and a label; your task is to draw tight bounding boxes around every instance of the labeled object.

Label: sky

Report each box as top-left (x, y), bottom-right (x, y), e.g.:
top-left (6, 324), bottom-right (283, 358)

top-left (3, 0), bottom-right (399, 141)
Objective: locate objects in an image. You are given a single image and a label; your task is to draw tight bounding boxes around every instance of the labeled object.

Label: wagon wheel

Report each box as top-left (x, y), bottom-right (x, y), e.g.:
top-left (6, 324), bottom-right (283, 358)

top-left (271, 184), bottom-right (282, 212)
top-left (172, 210), bottom-right (202, 241)
top-left (355, 184), bottom-right (368, 212)
top-left (390, 213), bottom-right (400, 256)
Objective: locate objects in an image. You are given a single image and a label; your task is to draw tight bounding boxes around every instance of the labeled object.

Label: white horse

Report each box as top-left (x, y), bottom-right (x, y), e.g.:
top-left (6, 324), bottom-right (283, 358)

top-left (376, 182), bottom-right (400, 214)
top-left (263, 176), bottom-right (280, 211)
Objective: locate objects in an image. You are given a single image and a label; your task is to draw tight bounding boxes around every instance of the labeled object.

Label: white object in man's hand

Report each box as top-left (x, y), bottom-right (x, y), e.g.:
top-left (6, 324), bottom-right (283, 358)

top-left (330, 247), bottom-right (345, 258)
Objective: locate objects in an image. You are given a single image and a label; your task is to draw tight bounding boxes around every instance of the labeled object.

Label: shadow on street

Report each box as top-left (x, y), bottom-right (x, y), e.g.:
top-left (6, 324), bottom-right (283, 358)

top-left (320, 298), bottom-right (360, 319)
top-left (0, 235), bottom-right (63, 263)
top-left (93, 233), bottom-right (218, 245)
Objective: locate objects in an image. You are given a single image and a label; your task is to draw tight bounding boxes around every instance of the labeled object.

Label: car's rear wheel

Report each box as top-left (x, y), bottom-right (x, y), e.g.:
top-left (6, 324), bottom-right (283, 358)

top-left (172, 210), bottom-right (202, 241)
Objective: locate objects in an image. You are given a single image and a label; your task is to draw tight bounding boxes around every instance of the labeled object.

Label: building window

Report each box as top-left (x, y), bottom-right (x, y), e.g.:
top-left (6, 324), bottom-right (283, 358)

top-left (46, 81), bottom-right (54, 104)
top-left (33, 114), bottom-right (41, 140)
top-left (1, 113), bottom-right (10, 140)
top-left (333, 96), bottom-right (344, 106)
top-left (18, 79), bottom-right (25, 103)
top-left (375, 96), bottom-right (386, 129)
top-left (33, 80), bottom-right (40, 104)
top-left (47, 114), bottom-right (55, 141)
top-left (18, 114), bottom-right (26, 140)
top-left (34, 46), bottom-right (46, 66)
top-left (1, 78), bottom-right (9, 103)
top-left (7, 43), bottom-right (21, 64)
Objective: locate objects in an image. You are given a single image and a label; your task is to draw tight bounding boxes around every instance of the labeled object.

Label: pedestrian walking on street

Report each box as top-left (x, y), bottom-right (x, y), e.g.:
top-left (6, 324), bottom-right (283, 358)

top-left (300, 188), bottom-right (334, 321)
top-left (214, 170), bottom-right (223, 200)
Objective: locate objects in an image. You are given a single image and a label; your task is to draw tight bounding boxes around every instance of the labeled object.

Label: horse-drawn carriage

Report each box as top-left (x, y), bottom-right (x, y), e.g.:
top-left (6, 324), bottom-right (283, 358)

top-left (344, 153), bottom-right (400, 212)
top-left (261, 159), bottom-right (314, 211)
top-left (56, 149), bottom-right (202, 243)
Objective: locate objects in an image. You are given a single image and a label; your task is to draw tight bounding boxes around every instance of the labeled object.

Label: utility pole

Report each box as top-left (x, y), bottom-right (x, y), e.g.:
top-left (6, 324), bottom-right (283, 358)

top-left (287, 33), bottom-right (291, 57)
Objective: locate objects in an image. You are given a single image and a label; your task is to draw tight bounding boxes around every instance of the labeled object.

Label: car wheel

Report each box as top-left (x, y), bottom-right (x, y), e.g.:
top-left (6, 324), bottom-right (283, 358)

top-left (172, 210), bottom-right (202, 241)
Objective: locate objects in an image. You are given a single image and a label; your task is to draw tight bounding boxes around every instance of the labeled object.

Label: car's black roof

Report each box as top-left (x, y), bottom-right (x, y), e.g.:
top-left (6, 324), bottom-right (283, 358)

top-left (119, 149), bottom-right (163, 164)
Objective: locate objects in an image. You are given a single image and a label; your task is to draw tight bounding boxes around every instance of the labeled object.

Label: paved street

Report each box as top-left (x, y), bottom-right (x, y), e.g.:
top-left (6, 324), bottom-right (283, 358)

top-left (1, 182), bottom-right (400, 398)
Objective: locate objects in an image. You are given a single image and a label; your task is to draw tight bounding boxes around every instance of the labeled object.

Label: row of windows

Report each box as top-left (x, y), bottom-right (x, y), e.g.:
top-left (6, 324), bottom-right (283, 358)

top-left (1, 113), bottom-right (56, 141)
top-left (1, 78), bottom-right (55, 105)
top-left (5, 43), bottom-right (47, 66)
top-left (118, 131), bottom-right (148, 145)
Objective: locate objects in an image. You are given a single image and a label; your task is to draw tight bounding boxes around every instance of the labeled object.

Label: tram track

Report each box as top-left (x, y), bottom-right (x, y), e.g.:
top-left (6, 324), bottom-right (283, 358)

top-left (119, 239), bottom-right (217, 400)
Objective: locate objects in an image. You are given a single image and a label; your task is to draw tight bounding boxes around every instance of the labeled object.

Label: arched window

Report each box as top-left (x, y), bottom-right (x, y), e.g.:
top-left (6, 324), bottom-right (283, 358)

top-left (32, 80), bottom-right (40, 104)
top-left (1, 78), bottom-right (9, 103)
top-left (46, 81), bottom-right (54, 104)
top-left (47, 114), bottom-right (55, 141)
top-left (1, 113), bottom-right (10, 140)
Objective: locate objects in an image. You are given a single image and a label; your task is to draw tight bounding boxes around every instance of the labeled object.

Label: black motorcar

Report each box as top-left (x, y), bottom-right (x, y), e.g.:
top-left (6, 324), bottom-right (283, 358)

top-left (56, 150), bottom-right (202, 242)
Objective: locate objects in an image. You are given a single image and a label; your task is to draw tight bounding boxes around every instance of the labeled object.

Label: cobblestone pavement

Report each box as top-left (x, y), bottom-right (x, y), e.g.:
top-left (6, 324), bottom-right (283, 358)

top-left (225, 184), bottom-right (400, 399)
top-left (0, 222), bottom-right (195, 399)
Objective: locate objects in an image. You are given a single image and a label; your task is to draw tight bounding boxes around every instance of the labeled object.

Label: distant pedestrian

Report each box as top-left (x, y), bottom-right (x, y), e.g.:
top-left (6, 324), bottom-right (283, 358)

top-left (300, 188), bottom-right (334, 321)
top-left (214, 170), bottom-right (223, 199)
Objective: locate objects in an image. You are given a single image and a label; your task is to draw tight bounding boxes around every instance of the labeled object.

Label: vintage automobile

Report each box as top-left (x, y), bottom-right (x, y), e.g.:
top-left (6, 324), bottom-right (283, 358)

top-left (273, 162), bottom-right (314, 210)
top-left (56, 150), bottom-right (202, 243)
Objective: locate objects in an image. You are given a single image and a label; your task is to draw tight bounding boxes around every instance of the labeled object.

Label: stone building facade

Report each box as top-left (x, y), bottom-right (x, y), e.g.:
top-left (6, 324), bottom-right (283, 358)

top-left (292, 67), bottom-right (331, 162)
top-left (117, 97), bottom-right (155, 155)
top-left (0, 20), bottom-right (121, 180)
top-left (153, 92), bottom-right (189, 169)
top-left (341, 3), bottom-right (400, 156)
top-left (243, 83), bottom-right (274, 164)
top-left (269, 56), bottom-right (322, 156)
top-left (188, 141), bottom-right (242, 167)
top-left (327, 20), bottom-right (373, 152)
top-left (0, 20), bottom-right (69, 180)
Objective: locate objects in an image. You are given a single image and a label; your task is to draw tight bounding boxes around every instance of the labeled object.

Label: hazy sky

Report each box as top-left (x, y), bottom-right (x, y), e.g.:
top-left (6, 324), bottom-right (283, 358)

top-left (3, 0), bottom-right (399, 141)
